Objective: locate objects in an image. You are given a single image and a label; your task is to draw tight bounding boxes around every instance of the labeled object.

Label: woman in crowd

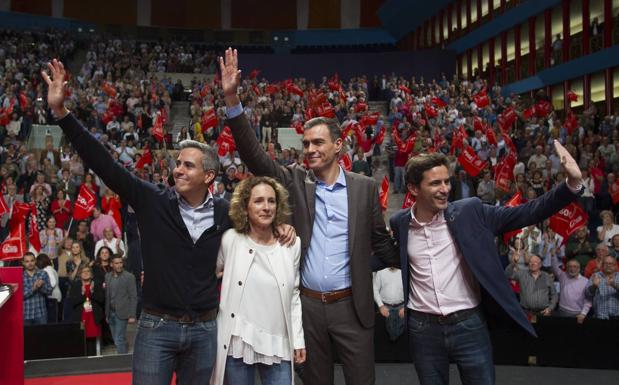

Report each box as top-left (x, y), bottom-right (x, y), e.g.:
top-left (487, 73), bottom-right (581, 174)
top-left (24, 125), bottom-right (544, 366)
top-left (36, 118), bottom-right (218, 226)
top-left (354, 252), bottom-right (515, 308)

top-left (101, 188), bottom-right (123, 232)
top-left (211, 176), bottom-right (305, 385)
top-left (36, 253), bottom-right (62, 323)
top-left (39, 216), bottom-right (64, 269)
top-left (50, 189), bottom-right (72, 230)
top-left (598, 210), bottom-right (619, 246)
top-left (31, 184), bottom-right (50, 231)
top-left (91, 246), bottom-right (113, 284)
top-left (68, 265), bottom-right (104, 355)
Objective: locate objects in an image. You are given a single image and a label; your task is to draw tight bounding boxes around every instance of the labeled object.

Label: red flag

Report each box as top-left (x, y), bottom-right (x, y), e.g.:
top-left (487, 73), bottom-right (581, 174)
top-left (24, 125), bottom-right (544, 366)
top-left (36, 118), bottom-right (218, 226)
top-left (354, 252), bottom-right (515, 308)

top-left (431, 97), bottom-right (448, 107)
top-left (486, 127), bottom-right (497, 146)
top-left (309, 91), bottom-right (327, 108)
top-left (216, 126), bottom-right (236, 157)
top-left (200, 84), bottom-right (210, 98)
top-left (28, 204), bottom-right (40, 253)
top-left (286, 84), bottom-right (304, 97)
top-left (566, 90), bottom-right (578, 103)
top-left (610, 181), bottom-right (619, 205)
top-left (102, 82), bottom-right (117, 98)
top-left (73, 185), bottom-right (96, 220)
top-left (316, 103), bottom-right (336, 119)
top-left (201, 108), bottom-right (218, 133)
top-left (495, 159), bottom-right (514, 193)
top-left (473, 94), bottom-right (490, 108)
top-left (498, 108), bottom-right (517, 132)
top-left (19, 92), bottom-right (28, 108)
top-left (0, 221), bottom-right (26, 261)
top-left (457, 146), bottom-right (488, 177)
top-left (502, 192), bottom-right (523, 243)
top-left (292, 120), bottom-right (304, 135)
top-left (450, 126), bottom-right (466, 155)
top-left (502, 132), bottom-right (517, 153)
top-left (251, 84), bottom-right (261, 96)
top-left (374, 126), bottom-right (386, 145)
top-left (338, 153), bottom-right (352, 172)
top-left (402, 191), bottom-right (416, 209)
top-left (265, 84), bottom-right (280, 95)
top-left (379, 176), bottom-right (389, 211)
top-left (0, 194), bottom-right (8, 217)
top-left (424, 104), bottom-right (438, 118)
top-left (359, 112), bottom-right (380, 126)
top-left (549, 202), bottom-right (589, 244)
top-left (340, 121), bottom-right (356, 139)
top-left (473, 116), bottom-right (484, 131)
top-left (152, 113), bottom-right (165, 142)
top-left (135, 148), bottom-right (152, 170)
top-left (399, 85), bottom-right (412, 94)
top-left (9, 201), bottom-right (30, 228)
top-left (535, 100), bottom-right (553, 118)
top-left (354, 102), bottom-right (368, 113)
top-left (248, 69), bottom-right (260, 79)
top-left (564, 109), bottom-right (579, 135)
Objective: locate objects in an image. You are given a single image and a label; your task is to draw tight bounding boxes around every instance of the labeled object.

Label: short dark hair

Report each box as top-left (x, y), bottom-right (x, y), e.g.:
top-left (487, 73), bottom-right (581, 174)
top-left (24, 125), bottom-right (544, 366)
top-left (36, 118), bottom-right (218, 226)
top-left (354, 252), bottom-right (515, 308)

top-left (405, 152), bottom-right (450, 186)
top-left (36, 253), bottom-right (52, 269)
top-left (110, 254), bottom-right (124, 263)
top-left (303, 117), bottom-right (341, 142)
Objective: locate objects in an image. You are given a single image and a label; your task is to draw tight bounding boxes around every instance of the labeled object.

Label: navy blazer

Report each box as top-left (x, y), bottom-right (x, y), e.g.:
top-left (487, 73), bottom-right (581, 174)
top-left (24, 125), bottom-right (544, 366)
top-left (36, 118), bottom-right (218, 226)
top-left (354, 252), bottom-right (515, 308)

top-left (390, 182), bottom-right (579, 336)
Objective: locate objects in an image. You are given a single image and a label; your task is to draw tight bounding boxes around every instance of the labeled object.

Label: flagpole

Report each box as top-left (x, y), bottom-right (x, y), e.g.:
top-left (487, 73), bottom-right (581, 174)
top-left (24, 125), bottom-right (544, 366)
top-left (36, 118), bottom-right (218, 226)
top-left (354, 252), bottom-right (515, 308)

top-left (66, 218), bottom-right (74, 236)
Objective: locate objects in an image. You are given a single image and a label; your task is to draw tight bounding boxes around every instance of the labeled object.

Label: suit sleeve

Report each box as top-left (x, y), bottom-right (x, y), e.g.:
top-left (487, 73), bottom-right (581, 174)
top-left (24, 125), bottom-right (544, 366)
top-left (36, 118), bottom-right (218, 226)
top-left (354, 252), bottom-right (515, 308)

top-left (369, 180), bottom-right (398, 267)
top-left (226, 114), bottom-right (293, 185)
top-left (128, 273), bottom-right (138, 318)
top-left (55, 113), bottom-right (151, 210)
top-left (482, 182), bottom-right (579, 235)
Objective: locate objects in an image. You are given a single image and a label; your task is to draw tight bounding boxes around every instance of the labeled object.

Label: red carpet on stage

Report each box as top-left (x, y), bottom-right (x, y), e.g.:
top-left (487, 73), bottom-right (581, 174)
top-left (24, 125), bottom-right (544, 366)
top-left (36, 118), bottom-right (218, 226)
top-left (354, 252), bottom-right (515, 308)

top-left (25, 373), bottom-right (178, 385)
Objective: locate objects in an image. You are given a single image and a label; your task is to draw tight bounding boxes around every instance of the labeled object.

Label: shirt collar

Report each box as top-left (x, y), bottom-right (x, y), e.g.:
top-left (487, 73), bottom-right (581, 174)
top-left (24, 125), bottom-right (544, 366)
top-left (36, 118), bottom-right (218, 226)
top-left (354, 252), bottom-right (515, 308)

top-left (175, 190), bottom-right (214, 210)
top-left (316, 166), bottom-right (347, 189)
top-left (409, 202), bottom-right (445, 229)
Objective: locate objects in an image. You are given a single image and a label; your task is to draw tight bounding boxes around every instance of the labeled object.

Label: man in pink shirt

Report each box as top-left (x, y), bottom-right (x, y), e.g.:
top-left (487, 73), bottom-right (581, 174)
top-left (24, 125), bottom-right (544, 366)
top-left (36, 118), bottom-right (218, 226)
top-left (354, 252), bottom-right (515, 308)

top-left (390, 140), bottom-right (583, 385)
top-left (90, 207), bottom-right (121, 242)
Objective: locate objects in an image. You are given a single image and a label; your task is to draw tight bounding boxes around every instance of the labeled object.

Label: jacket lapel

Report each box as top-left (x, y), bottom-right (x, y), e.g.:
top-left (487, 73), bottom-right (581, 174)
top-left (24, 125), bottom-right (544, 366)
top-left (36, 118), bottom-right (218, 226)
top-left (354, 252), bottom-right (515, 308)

top-left (399, 210), bottom-right (411, 298)
top-left (304, 171), bottom-right (317, 228)
top-left (345, 172), bottom-right (357, 256)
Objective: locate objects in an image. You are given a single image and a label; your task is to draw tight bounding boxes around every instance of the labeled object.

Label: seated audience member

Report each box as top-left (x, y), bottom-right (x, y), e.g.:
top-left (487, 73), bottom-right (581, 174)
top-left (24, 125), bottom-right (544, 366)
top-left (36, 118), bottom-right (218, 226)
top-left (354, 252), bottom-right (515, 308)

top-left (373, 267), bottom-right (405, 341)
top-left (23, 252), bottom-right (52, 325)
top-left (506, 254), bottom-right (558, 316)
top-left (585, 255), bottom-right (619, 319)
top-left (584, 243), bottom-right (619, 278)
top-left (550, 255), bottom-right (591, 322)
top-left (105, 255), bottom-right (137, 354)
top-left (73, 220), bottom-right (96, 258)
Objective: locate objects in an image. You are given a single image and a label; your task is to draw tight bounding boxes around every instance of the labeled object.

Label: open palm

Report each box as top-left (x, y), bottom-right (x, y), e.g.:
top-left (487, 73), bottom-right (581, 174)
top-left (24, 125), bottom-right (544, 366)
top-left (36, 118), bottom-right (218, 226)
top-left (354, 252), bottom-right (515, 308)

top-left (553, 139), bottom-right (582, 183)
top-left (41, 59), bottom-right (67, 114)
top-left (219, 48), bottom-right (241, 97)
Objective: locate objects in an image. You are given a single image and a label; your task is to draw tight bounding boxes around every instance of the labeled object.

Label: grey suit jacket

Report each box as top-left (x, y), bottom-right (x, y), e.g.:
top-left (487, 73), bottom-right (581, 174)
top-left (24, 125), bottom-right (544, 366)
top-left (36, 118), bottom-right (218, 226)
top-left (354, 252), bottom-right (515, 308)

top-left (227, 114), bottom-right (398, 328)
top-left (105, 270), bottom-right (138, 320)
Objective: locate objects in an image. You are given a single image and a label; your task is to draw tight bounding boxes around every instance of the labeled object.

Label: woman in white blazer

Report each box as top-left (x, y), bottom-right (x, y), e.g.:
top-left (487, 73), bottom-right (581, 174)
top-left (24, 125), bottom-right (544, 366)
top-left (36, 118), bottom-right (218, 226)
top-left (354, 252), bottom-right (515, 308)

top-left (211, 176), bottom-right (305, 385)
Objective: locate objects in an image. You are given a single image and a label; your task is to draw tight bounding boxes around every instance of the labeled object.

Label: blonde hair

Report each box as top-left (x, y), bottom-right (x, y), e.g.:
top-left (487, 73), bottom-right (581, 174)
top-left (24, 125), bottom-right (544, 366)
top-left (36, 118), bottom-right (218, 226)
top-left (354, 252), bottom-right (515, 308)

top-left (228, 176), bottom-right (290, 235)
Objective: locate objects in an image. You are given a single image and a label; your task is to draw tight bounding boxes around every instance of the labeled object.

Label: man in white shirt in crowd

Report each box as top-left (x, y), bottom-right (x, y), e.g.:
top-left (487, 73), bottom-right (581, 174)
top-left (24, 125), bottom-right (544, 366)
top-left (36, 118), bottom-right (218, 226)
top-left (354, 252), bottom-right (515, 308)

top-left (373, 267), bottom-right (405, 341)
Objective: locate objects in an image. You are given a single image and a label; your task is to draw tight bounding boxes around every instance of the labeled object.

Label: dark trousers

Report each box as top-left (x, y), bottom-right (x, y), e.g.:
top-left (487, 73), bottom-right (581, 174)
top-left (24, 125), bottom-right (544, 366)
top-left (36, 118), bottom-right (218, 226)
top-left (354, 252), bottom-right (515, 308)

top-left (300, 295), bottom-right (374, 385)
top-left (408, 309), bottom-right (494, 385)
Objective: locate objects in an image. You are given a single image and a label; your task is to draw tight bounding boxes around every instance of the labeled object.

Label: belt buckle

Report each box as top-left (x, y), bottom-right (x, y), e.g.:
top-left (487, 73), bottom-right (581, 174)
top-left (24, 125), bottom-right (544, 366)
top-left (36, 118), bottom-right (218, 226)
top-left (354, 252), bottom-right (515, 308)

top-left (178, 314), bottom-right (194, 324)
top-left (437, 314), bottom-right (449, 325)
top-left (320, 292), bottom-right (330, 303)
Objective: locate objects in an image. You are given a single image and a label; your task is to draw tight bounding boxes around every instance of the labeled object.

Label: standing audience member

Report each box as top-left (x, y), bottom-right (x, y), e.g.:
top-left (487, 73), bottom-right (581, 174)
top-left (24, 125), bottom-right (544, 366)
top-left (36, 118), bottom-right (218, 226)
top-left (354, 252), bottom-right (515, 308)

top-left (50, 189), bottom-right (72, 230)
top-left (23, 252), bottom-right (52, 325)
top-left (92, 246), bottom-right (113, 283)
top-left (39, 216), bottom-right (64, 269)
top-left (506, 255), bottom-right (558, 316)
top-left (94, 227), bottom-right (126, 258)
top-left (90, 207), bottom-right (121, 242)
top-left (36, 253), bottom-right (62, 323)
top-left (566, 226), bottom-right (595, 272)
top-left (585, 255), bottom-right (619, 319)
top-left (373, 267), bottom-right (405, 341)
top-left (68, 265), bottom-right (105, 355)
top-left (105, 255), bottom-right (137, 354)
top-left (597, 210), bottom-right (619, 246)
top-left (550, 255), bottom-right (591, 322)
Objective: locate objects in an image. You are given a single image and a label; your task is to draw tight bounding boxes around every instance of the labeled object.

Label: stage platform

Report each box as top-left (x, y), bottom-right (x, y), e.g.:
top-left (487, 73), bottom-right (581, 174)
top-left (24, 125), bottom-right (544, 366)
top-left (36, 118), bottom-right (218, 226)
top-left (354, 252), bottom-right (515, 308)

top-left (25, 355), bottom-right (619, 385)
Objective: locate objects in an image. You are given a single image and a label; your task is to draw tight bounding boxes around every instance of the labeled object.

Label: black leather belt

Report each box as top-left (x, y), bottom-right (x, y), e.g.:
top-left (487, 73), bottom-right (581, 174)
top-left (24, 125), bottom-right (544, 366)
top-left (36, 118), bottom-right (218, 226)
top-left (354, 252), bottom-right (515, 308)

top-left (143, 307), bottom-right (217, 324)
top-left (410, 307), bottom-right (480, 325)
top-left (384, 301), bottom-right (405, 307)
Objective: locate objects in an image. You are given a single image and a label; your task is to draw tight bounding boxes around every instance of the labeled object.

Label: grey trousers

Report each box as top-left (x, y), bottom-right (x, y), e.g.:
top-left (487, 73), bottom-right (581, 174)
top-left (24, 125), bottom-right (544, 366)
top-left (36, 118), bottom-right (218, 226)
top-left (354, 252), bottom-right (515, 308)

top-left (300, 295), bottom-right (375, 385)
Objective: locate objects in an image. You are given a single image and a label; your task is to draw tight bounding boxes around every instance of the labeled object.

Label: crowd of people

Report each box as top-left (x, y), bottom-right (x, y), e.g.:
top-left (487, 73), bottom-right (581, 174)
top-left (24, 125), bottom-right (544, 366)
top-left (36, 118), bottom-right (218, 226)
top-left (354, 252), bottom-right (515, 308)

top-left (0, 31), bottom-right (618, 373)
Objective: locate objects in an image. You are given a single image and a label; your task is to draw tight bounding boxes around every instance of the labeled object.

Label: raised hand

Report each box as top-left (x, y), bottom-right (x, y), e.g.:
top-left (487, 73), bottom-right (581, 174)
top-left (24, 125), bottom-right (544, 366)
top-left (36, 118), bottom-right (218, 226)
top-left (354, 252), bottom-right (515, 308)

top-left (553, 139), bottom-right (582, 188)
top-left (219, 48), bottom-right (241, 100)
top-left (41, 59), bottom-right (68, 117)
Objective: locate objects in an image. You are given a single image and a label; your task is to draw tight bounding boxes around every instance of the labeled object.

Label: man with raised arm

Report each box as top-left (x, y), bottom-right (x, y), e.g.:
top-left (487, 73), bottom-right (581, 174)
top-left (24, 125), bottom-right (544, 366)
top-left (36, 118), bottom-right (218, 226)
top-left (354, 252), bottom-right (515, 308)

top-left (42, 59), bottom-right (294, 385)
top-left (220, 48), bottom-right (398, 385)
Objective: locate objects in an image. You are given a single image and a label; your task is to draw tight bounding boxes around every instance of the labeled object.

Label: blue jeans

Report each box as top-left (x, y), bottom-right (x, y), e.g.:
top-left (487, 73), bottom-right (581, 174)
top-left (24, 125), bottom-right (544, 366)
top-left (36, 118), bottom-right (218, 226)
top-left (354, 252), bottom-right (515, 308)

top-left (408, 309), bottom-right (494, 385)
top-left (108, 311), bottom-right (129, 354)
top-left (224, 357), bottom-right (291, 385)
top-left (132, 312), bottom-right (217, 385)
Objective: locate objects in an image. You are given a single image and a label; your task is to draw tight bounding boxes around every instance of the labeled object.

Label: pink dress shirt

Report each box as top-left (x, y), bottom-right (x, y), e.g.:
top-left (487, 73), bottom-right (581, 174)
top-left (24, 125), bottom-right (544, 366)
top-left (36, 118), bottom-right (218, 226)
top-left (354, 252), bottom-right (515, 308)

top-left (407, 204), bottom-right (481, 315)
top-left (90, 213), bottom-right (121, 242)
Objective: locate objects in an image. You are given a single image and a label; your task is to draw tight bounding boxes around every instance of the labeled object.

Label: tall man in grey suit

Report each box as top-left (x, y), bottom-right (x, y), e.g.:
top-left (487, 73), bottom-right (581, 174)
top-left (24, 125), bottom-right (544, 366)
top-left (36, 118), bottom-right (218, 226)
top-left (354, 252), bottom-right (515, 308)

top-left (105, 255), bottom-right (137, 354)
top-left (220, 48), bottom-right (398, 385)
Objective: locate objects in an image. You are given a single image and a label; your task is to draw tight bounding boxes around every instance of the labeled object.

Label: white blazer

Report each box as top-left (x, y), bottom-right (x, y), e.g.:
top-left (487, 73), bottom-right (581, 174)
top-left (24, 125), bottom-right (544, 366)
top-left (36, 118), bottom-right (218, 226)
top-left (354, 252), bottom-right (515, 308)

top-left (210, 230), bottom-right (304, 385)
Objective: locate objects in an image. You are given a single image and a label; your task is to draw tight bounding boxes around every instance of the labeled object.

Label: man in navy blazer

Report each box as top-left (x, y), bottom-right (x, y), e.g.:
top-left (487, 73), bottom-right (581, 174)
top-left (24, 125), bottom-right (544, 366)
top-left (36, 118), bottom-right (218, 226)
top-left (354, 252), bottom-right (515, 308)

top-left (389, 143), bottom-right (582, 385)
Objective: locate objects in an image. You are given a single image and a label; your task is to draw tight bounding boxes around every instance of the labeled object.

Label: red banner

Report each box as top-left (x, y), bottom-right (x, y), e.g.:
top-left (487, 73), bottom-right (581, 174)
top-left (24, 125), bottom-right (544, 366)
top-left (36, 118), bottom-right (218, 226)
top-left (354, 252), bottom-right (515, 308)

top-left (0, 221), bottom-right (26, 260)
top-left (398, 85), bottom-right (411, 94)
top-left (402, 191), bottom-right (416, 209)
top-left (216, 126), bottom-right (236, 157)
top-left (431, 97), bottom-right (447, 107)
top-left (502, 192), bottom-right (523, 244)
top-left (135, 148), bottom-right (152, 170)
top-left (457, 146), bottom-right (488, 177)
top-left (338, 153), bottom-right (352, 172)
top-left (201, 108), bottom-right (218, 133)
top-left (549, 202), bottom-right (588, 244)
top-left (379, 176), bottom-right (389, 211)
top-left (354, 102), bottom-right (368, 113)
top-left (152, 113), bottom-right (164, 142)
top-left (473, 94), bottom-right (489, 108)
top-left (73, 185), bottom-right (96, 220)
top-left (498, 107), bottom-right (517, 132)
top-left (494, 159), bottom-right (514, 193)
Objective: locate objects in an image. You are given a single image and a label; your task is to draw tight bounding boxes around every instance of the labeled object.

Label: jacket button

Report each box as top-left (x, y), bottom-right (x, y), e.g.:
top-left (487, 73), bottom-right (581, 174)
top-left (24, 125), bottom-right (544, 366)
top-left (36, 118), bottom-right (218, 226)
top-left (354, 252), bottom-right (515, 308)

top-left (238, 281), bottom-right (242, 286)
top-left (231, 313), bottom-right (235, 318)
top-left (223, 344), bottom-right (226, 349)
top-left (249, 249), bottom-right (253, 254)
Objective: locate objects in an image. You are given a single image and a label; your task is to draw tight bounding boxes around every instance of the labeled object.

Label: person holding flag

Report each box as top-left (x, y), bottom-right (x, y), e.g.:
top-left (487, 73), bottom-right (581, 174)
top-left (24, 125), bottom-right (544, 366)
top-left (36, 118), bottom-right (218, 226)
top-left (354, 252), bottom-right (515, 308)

top-left (389, 139), bottom-right (583, 385)
top-left (42, 58), bottom-right (296, 385)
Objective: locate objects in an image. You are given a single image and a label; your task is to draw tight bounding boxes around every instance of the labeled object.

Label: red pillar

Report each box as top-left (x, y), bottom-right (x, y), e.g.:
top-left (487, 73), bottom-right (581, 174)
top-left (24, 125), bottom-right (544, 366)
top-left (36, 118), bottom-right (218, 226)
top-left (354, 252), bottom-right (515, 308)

top-left (515, 24), bottom-right (521, 80)
top-left (529, 16), bottom-right (536, 76)
top-left (605, 68), bottom-right (614, 114)
top-left (562, 0), bottom-right (570, 62)
top-left (501, 31), bottom-right (508, 84)
top-left (500, 0), bottom-right (506, 14)
top-left (447, 4), bottom-right (453, 41)
top-left (488, 37), bottom-right (495, 86)
top-left (604, 0), bottom-right (613, 48)
top-left (584, 74), bottom-right (591, 110)
top-left (544, 9), bottom-right (552, 69)
top-left (457, 0), bottom-right (463, 35)
top-left (582, 0), bottom-right (590, 55)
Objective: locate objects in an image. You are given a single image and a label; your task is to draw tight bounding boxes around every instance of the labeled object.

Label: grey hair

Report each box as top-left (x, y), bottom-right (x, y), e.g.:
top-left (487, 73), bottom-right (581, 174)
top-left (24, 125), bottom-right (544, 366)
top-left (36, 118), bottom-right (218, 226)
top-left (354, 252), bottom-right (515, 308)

top-left (179, 140), bottom-right (220, 172)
